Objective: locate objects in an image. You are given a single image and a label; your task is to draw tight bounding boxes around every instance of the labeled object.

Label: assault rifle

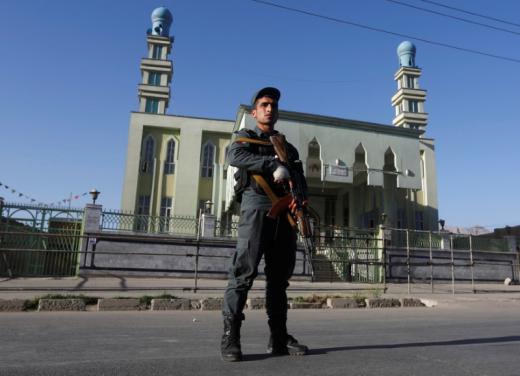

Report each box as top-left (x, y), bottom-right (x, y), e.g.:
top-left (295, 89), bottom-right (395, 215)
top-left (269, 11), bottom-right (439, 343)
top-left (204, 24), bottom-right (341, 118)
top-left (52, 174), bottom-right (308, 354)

top-left (269, 134), bottom-right (316, 280)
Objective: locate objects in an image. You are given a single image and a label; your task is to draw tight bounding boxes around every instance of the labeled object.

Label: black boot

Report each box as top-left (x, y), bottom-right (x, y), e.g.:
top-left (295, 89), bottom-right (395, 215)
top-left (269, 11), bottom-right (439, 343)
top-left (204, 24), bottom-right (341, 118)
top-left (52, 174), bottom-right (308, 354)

top-left (267, 334), bottom-right (308, 356)
top-left (267, 319), bottom-right (308, 356)
top-left (221, 317), bottom-right (242, 362)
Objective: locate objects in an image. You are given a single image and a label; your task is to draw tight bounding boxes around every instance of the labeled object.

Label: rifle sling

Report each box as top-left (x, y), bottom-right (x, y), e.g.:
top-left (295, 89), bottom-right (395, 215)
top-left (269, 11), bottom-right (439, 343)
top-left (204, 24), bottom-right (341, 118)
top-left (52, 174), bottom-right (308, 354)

top-left (250, 174), bottom-right (280, 203)
top-left (250, 174), bottom-right (296, 228)
top-left (233, 137), bottom-right (280, 203)
top-left (234, 137), bottom-right (296, 227)
top-left (234, 137), bottom-right (272, 146)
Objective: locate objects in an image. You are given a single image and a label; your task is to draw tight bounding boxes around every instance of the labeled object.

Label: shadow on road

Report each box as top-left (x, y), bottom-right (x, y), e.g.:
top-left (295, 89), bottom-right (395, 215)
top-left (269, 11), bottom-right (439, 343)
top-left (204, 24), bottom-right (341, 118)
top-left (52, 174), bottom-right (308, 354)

top-left (74, 276), bottom-right (88, 289)
top-left (242, 354), bottom-right (272, 361)
top-left (308, 335), bottom-right (520, 355)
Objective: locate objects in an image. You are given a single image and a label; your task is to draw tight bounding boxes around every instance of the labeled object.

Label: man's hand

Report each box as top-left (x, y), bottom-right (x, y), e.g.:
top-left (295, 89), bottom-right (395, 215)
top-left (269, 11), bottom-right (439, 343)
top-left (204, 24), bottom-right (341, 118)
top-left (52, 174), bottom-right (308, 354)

top-left (273, 164), bottom-right (290, 183)
top-left (289, 198), bottom-right (308, 215)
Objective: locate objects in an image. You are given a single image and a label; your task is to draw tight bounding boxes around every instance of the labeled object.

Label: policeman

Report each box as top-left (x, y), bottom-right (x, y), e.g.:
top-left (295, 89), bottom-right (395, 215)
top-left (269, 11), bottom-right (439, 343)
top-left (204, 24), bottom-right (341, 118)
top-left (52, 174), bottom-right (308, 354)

top-left (221, 87), bottom-right (308, 361)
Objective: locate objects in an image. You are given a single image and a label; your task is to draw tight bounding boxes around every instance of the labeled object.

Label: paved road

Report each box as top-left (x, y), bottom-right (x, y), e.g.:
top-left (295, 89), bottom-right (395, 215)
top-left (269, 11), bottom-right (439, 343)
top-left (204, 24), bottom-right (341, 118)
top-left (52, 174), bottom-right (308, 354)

top-left (1, 301), bottom-right (519, 376)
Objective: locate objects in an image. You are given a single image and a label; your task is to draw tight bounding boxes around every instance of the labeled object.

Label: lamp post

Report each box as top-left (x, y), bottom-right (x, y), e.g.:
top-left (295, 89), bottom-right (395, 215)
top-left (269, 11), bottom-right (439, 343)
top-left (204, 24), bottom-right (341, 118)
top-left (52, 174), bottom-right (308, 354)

top-left (89, 189), bottom-right (100, 205)
top-left (204, 200), bottom-right (214, 214)
top-left (438, 219), bottom-right (445, 231)
top-left (380, 212), bottom-right (387, 226)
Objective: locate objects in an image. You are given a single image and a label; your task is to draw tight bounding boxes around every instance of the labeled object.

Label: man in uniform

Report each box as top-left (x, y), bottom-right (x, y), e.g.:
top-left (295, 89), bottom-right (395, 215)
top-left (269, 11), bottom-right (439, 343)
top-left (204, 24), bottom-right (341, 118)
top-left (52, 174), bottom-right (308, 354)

top-left (220, 87), bottom-right (309, 361)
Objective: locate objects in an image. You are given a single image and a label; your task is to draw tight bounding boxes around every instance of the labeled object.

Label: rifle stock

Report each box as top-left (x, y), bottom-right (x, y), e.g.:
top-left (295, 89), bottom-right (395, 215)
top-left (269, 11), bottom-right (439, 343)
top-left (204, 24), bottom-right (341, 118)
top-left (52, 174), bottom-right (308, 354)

top-left (266, 194), bottom-right (293, 219)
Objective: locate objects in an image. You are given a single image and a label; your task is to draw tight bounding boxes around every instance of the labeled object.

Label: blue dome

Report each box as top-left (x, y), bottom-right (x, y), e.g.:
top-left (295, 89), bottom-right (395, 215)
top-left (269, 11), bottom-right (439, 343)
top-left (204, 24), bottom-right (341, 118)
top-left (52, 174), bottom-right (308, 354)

top-left (152, 7), bottom-right (172, 22)
top-left (151, 7), bottom-right (173, 36)
top-left (397, 41), bottom-right (416, 67)
top-left (397, 41), bottom-right (416, 55)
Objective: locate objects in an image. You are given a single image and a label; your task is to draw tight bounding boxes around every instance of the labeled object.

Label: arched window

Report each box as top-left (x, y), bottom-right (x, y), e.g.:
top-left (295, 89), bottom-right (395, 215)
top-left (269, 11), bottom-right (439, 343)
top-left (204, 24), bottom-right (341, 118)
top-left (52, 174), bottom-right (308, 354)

top-left (224, 145), bottom-right (230, 163)
top-left (308, 139), bottom-right (320, 159)
top-left (164, 139), bottom-right (176, 174)
top-left (353, 143), bottom-right (368, 185)
top-left (383, 147), bottom-right (397, 189)
top-left (223, 145), bottom-right (230, 180)
top-left (383, 148), bottom-right (397, 172)
top-left (306, 138), bottom-right (321, 178)
top-left (201, 142), bottom-right (215, 178)
top-left (141, 136), bottom-right (155, 174)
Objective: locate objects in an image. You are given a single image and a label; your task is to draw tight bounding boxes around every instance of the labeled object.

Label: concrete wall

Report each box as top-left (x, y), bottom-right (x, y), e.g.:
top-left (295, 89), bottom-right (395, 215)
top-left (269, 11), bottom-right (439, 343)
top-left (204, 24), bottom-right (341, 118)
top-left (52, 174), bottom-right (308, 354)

top-left (386, 248), bottom-right (518, 282)
top-left (80, 231), bottom-right (310, 279)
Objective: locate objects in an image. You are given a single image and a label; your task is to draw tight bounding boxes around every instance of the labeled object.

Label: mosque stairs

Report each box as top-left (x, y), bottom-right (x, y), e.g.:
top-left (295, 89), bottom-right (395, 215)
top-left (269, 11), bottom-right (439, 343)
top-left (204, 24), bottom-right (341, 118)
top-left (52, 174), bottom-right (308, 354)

top-left (311, 254), bottom-right (343, 282)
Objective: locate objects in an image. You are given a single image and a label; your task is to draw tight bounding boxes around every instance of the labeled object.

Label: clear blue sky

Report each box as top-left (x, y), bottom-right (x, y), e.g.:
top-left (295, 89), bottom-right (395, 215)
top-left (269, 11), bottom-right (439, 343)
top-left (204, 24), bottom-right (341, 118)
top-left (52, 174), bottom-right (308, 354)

top-left (1, 0), bottom-right (519, 229)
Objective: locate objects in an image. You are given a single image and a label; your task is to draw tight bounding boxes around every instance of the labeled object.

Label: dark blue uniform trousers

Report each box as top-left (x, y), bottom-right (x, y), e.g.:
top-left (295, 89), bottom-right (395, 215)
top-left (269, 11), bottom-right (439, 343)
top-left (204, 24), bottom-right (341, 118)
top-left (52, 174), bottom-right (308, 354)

top-left (223, 208), bottom-right (296, 323)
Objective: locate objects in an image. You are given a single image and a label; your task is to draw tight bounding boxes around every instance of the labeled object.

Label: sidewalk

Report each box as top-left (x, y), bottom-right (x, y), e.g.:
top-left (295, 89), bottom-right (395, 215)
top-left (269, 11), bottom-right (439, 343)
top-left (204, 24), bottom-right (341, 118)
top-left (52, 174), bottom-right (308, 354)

top-left (2, 275), bottom-right (520, 305)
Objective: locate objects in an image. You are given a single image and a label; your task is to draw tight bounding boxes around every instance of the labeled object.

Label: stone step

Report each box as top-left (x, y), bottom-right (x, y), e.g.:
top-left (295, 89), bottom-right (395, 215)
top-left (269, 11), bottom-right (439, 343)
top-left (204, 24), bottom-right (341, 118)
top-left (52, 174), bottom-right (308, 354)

top-left (310, 254), bottom-right (343, 282)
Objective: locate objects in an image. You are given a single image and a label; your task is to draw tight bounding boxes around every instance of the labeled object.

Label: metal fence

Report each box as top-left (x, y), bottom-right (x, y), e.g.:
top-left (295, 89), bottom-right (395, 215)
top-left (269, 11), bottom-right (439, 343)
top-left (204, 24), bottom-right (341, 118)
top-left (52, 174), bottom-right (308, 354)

top-left (0, 202), bottom-right (84, 277)
top-left (311, 225), bottom-right (382, 283)
top-left (214, 219), bottom-right (239, 238)
top-left (388, 228), bottom-right (510, 252)
top-left (1, 199), bottom-right (518, 288)
top-left (211, 220), bottom-right (384, 283)
top-left (101, 209), bottom-right (199, 236)
top-left (384, 227), bottom-right (518, 294)
top-left (0, 232), bottom-right (83, 277)
top-left (304, 225), bottom-right (518, 287)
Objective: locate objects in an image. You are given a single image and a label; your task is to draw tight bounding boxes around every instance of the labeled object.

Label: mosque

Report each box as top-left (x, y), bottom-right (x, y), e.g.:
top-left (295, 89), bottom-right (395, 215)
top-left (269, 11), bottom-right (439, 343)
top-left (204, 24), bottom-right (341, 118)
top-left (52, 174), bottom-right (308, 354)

top-left (121, 7), bottom-right (439, 231)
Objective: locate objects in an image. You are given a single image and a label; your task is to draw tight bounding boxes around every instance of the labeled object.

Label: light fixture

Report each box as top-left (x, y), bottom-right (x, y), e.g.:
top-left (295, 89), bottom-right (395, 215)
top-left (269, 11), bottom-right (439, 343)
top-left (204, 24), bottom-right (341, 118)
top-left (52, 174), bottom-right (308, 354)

top-left (204, 200), bottom-right (213, 214)
top-left (89, 189), bottom-right (100, 204)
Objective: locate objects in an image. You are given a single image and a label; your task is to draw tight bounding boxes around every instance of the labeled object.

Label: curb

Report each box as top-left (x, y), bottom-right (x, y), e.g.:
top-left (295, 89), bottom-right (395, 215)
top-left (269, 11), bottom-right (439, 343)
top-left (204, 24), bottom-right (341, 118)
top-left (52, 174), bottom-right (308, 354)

top-left (327, 297), bottom-right (359, 309)
top-left (0, 299), bottom-right (26, 312)
top-left (38, 299), bottom-right (86, 312)
top-left (0, 297), bottom-right (437, 312)
top-left (151, 298), bottom-right (191, 311)
top-left (98, 298), bottom-right (145, 311)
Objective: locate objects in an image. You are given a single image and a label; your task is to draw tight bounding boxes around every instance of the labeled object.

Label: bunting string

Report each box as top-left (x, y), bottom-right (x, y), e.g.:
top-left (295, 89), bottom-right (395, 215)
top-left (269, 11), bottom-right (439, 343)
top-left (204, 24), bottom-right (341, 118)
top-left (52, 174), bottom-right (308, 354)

top-left (0, 180), bottom-right (89, 207)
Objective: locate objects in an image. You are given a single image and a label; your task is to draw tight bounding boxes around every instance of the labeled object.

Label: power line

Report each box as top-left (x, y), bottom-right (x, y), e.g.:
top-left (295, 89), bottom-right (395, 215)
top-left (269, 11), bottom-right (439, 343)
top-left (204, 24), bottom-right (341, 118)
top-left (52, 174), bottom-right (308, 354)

top-left (249, 0), bottom-right (520, 64)
top-left (419, 0), bottom-right (520, 28)
top-left (385, 0), bottom-right (520, 36)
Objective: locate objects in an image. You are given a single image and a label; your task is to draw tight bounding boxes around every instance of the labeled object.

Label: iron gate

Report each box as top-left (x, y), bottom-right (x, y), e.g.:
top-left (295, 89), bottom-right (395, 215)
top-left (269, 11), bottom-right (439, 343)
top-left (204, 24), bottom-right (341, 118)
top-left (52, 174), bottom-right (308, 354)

top-left (312, 225), bottom-right (383, 283)
top-left (0, 201), bottom-right (84, 277)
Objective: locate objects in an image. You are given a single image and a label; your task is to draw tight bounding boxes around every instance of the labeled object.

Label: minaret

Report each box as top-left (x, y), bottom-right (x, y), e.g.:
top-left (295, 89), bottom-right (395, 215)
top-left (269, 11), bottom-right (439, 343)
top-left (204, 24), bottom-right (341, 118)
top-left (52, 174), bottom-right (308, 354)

top-left (137, 7), bottom-right (174, 114)
top-left (391, 41), bottom-right (428, 132)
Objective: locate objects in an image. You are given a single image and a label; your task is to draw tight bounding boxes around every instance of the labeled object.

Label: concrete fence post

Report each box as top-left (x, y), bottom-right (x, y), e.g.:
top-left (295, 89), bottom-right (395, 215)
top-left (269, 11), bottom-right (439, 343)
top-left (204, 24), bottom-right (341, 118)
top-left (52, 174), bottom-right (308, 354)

top-left (504, 236), bottom-right (517, 253)
top-left (378, 224), bottom-right (387, 291)
top-left (80, 204), bottom-right (103, 268)
top-left (440, 231), bottom-right (451, 251)
top-left (83, 204), bottom-right (103, 233)
top-left (201, 213), bottom-right (216, 238)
